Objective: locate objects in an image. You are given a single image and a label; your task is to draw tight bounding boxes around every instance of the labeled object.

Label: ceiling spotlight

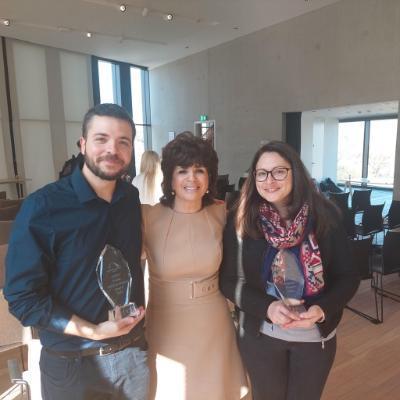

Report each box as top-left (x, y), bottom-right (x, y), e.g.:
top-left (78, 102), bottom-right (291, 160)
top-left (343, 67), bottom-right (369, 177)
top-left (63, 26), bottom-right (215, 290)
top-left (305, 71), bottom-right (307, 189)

top-left (2, 19), bottom-right (10, 27)
top-left (119, 4), bottom-right (126, 12)
top-left (86, 32), bottom-right (92, 38)
top-left (163, 13), bottom-right (173, 21)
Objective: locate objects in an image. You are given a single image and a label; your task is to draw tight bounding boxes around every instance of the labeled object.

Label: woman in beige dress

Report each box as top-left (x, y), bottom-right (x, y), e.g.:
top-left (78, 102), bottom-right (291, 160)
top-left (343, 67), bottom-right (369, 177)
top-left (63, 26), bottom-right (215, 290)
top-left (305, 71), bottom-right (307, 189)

top-left (142, 132), bottom-right (249, 400)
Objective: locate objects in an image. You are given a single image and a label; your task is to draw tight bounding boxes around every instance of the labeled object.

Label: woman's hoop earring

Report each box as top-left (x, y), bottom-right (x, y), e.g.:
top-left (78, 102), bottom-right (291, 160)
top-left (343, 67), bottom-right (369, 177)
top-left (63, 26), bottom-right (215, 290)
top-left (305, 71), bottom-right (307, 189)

top-left (206, 189), bottom-right (210, 194)
top-left (171, 190), bottom-right (175, 196)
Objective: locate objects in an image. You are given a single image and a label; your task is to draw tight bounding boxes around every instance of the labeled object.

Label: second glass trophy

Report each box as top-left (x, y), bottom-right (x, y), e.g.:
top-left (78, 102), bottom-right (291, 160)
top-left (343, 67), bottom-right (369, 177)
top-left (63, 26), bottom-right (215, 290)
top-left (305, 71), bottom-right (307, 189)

top-left (273, 249), bottom-right (306, 313)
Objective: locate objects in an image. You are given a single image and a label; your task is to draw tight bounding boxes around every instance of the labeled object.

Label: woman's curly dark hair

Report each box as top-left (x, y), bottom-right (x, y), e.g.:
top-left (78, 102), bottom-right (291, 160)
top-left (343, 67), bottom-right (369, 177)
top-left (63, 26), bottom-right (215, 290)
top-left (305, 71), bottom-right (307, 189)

top-left (160, 132), bottom-right (218, 208)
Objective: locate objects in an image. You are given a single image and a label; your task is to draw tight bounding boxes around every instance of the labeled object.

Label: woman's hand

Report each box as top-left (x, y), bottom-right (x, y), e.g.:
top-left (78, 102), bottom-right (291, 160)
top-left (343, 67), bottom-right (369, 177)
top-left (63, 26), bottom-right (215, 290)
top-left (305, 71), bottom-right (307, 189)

top-left (282, 305), bottom-right (325, 329)
top-left (267, 300), bottom-right (302, 326)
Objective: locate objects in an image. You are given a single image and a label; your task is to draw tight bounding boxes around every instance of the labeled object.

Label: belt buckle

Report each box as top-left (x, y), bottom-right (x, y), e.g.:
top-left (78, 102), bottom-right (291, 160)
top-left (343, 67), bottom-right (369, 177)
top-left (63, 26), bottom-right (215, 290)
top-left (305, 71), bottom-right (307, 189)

top-left (99, 345), bottom-right (115, 356)
top-left (192, 274), bottom-right (218, 298)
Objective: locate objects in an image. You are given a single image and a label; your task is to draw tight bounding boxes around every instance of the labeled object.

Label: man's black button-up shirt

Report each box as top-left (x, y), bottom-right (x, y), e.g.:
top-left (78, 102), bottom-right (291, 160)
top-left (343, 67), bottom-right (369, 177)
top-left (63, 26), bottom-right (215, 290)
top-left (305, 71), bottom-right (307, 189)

top-left (4, 167), bottom-right (144, 351)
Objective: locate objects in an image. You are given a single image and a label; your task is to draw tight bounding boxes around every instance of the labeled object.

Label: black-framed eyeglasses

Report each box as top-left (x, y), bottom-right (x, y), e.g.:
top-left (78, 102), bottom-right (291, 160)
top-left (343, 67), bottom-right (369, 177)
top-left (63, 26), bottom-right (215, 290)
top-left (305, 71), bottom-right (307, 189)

top-left (254, 167), bottom-right (291, 182)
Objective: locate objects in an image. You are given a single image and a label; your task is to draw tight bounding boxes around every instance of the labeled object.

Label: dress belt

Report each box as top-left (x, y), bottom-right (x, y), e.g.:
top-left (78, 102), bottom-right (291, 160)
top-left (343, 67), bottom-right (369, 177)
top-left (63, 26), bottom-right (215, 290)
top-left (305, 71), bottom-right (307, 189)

top-left (44, 334), bottom-right (141, 358)
top-left (191, 273), bottom-right (219, 299)
top-left (149, 273), bottom-right (219, 301)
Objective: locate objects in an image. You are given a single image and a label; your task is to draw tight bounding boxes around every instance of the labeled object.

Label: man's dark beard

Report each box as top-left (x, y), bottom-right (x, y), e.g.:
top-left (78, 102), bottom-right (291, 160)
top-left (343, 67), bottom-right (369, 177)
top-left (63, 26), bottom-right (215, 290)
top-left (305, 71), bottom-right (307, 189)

top-left (84, 154), bottom-right (128, 181)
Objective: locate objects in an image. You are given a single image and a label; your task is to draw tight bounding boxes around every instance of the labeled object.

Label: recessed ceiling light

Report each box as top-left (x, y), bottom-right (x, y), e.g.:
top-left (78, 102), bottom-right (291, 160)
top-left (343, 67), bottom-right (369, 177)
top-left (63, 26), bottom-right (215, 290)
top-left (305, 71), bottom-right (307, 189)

top-left (233, 26), bottom-right (239, 30)
top-left (86, 32), bottom-right (92, 38)
top-left (2, 19), bottom-right (10, 26)
top-left (119, 4), bottom-right (126, 12)
top-left (163, 13), bottom-right (173, 21)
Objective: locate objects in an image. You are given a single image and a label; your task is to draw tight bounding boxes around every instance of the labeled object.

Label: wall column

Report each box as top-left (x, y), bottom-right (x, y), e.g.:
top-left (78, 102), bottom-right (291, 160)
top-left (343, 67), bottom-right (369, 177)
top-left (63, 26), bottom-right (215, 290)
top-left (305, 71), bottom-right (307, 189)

top-left (393, 101), bottom-right (400, 200)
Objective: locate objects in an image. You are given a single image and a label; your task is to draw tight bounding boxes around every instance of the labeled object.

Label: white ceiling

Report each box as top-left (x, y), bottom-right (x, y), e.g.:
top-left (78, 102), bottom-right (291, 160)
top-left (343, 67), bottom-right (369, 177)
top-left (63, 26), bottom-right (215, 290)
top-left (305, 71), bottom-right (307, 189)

top-left (0, 0), bottom-right (341, 69)
top-left (304, 101), bottom-right (399, 120)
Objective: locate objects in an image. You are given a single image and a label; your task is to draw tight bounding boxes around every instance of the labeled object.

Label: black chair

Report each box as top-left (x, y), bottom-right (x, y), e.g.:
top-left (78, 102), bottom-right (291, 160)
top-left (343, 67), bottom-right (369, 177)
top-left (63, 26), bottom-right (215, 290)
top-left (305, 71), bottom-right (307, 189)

top-left (225, 183), bottom-right (235, 193)
top-left (342, 208), bottom-right (356, 238)
top-left (346, 237), bottom-right (381, 324)
top-left (355, 204), bottom-right (384, 242)
top-left (383, 200), bottom-right (400, 231)
top-left (371, 230), bottom-right (400, 322)
top-left (351, 189), bottom-right (372, 213)
top-left (225, 190), bottom-right (240, 211)
top-left (319, 177), bottom-right (343, 194)
top-left (238, 177), bottom-right (246, 190)
top-left (328, 191), bottom-right (350, 212)
top-left (216, 174), bottom-right (229, 200)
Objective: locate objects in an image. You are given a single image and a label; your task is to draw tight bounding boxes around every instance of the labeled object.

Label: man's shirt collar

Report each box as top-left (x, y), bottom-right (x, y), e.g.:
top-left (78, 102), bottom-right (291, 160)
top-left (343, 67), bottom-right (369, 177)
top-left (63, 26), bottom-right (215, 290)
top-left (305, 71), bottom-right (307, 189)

top-left (71, 166), bottom-right (126, 204)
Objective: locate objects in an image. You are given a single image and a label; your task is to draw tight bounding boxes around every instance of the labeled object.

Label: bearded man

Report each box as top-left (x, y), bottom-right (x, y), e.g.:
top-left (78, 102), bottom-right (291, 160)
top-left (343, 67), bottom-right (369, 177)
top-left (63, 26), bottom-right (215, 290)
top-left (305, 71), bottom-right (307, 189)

top-left (4, 103), bottom-right (149, 400)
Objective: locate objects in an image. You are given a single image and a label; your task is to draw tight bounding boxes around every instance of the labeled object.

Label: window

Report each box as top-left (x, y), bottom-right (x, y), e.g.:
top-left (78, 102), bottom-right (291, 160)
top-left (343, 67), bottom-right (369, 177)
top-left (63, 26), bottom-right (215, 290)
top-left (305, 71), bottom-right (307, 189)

top-left (92, 57), bottom-right (151, 177)
top-left (98, 60), bottom-right (120, 104)
top-left (368, 119), bottom-right (397, 186)
top-left (337, 121), bottom-right (364, 182)
top-left (337, 117), bottom-right (398, 187)
top-left (130, 67), bottom-right (150, 171)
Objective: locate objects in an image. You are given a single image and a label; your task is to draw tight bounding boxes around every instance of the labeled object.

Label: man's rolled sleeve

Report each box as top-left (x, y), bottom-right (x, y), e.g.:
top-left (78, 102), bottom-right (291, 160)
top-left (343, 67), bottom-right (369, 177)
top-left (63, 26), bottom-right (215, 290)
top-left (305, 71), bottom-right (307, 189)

top-left (4, 193), bottom-right (73, 333)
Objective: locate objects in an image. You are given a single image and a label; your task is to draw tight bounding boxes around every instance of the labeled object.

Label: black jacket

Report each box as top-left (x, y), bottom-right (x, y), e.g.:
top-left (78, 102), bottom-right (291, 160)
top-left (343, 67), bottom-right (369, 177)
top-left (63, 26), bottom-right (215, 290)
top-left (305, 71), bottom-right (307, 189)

top-left (219, 212), bottom-right (360, 338)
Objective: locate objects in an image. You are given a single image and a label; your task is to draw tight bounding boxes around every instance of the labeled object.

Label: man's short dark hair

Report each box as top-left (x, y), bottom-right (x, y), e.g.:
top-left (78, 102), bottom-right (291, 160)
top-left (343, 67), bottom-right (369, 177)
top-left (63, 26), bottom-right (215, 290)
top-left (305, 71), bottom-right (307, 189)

top-left (82, 103), bottom-right (136, 140)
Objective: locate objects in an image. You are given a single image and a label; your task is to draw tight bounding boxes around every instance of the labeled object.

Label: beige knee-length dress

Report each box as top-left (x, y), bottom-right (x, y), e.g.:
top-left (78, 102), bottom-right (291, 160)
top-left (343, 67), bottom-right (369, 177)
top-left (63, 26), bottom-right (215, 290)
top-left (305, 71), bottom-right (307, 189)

top-left (143, 202), bottom-right (249, 400)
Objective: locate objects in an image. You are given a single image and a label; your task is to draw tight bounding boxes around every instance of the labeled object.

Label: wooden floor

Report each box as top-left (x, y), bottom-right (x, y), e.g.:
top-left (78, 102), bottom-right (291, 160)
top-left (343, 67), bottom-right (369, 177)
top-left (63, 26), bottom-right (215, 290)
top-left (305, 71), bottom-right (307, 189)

top-left (322, 275), bottom-right (400, 400)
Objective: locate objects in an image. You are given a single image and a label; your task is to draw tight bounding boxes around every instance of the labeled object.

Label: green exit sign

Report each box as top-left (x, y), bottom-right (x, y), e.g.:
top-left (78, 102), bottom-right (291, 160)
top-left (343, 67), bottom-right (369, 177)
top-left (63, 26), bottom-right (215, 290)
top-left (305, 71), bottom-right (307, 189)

top-left (200, 114), bottom-right (208, 121)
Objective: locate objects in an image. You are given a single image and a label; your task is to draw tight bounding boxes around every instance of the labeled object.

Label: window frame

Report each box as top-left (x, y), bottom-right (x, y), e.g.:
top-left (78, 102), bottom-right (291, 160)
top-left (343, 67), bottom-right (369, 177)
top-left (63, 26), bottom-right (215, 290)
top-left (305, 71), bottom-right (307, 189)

top-left (338, 114), bottom-right (398, 187)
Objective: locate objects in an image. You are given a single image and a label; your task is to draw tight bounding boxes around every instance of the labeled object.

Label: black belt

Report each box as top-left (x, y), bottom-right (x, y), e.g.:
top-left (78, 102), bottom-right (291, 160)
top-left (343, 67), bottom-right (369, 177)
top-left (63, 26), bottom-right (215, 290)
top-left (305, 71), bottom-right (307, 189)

top-left (44, 335), bottom-right (141, 358)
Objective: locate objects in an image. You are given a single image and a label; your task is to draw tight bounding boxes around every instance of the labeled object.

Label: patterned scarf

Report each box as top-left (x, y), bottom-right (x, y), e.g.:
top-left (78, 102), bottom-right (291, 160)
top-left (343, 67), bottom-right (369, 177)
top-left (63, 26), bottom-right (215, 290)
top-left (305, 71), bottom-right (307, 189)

top-left (259, 202), bottom-right (324, 297)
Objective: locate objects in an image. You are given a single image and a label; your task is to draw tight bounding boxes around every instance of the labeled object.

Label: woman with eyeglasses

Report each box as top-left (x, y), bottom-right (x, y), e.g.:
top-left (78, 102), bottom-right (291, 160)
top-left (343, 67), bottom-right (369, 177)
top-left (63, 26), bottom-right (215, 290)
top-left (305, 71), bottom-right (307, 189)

top-left (220, 141), bottom-right (359, 400)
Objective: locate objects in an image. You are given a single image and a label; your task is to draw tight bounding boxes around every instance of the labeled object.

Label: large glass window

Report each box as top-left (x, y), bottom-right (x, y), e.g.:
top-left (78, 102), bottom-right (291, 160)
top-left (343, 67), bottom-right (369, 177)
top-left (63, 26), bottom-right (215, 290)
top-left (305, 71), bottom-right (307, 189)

top-left (98, 60), bottom-right (119, 104)
top-left (92, 57), bottom-right (151, 177)
top-left (130, 67), bottom-right (148, 170)
top-left (368, 119), bottom-right (397, 186)
top-left (337, 121), bottom-right (364, 182)
top-left (337, 117), bottom-right (398, 187)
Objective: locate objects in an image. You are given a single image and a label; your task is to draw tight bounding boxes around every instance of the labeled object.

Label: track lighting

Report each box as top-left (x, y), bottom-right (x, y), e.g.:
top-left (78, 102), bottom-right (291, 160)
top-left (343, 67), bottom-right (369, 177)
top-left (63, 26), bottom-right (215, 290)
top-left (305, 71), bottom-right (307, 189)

top-left (2, 19), bottom-right (10, 27)
top-left (86, 32), bottom-right (92, 38)
top-left (119, 4), bottom-right (126, 12)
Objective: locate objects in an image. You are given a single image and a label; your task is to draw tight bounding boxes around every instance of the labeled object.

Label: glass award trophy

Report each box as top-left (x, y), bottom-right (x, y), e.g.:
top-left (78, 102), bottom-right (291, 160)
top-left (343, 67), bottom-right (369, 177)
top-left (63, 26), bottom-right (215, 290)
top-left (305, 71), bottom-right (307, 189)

top-left (96, 244), bottom-right (139, 320)
top-left (273, 249), bottom-right (306, 313)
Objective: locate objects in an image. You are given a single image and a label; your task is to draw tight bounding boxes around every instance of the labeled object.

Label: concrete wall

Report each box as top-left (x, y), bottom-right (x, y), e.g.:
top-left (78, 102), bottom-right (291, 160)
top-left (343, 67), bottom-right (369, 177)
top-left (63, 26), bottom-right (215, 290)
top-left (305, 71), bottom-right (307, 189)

top-left (323, 118), bottom-right (339, 180)
top-left (150, 0), bottom-right (400, 186)
top-left (394, 102), bottom-right (400, 200)
top-left (0, 39), bottom-right (92, 196)
top-left (150, 52), bottom-right (209, 153)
